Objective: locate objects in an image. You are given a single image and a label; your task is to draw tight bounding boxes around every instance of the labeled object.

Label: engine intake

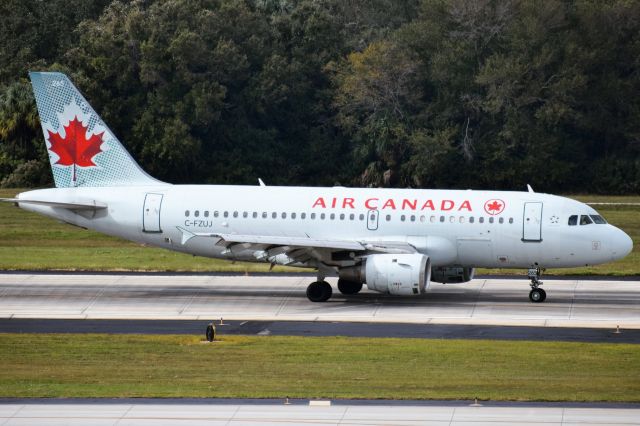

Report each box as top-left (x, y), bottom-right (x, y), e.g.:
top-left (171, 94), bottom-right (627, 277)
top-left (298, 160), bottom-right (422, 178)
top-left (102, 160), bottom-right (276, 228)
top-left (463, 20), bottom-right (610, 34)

top-left (339, 253), bottom-right (431, 296)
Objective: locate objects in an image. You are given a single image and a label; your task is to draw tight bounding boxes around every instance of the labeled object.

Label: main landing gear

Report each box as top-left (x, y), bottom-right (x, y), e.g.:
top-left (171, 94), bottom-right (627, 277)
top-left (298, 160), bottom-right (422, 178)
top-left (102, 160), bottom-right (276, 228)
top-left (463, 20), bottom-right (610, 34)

top-left (337, 278), bottom-right (363, 295)
top-left (306, 280), bottom-right (332, 302)
top-left (528, 267), bottom-right (546, 303)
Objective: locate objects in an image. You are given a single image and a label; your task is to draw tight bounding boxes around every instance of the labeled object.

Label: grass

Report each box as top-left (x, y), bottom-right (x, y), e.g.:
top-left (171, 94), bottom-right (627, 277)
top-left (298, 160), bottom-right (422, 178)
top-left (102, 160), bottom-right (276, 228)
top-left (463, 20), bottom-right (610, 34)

top-left (0, 188), bottom-right (638, 275)
top-left (0, 333), bottom-right (639, 401)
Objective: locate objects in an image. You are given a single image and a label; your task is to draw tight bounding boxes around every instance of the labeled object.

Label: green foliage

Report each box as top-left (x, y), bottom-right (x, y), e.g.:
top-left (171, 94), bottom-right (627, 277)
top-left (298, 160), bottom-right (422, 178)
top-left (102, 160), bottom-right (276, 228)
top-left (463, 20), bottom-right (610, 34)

top-left (0, 0), bottom-right (639, 192)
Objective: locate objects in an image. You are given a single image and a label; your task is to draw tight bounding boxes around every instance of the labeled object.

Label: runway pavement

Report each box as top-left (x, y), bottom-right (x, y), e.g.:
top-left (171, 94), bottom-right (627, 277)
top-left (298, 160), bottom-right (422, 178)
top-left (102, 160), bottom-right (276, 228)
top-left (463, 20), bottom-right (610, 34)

top-left (2, 318), bottom-right (640, 343)
top-left (1, 273), bottom-right (639, 329)
top-left (1, 399), bottom-right (639, 425)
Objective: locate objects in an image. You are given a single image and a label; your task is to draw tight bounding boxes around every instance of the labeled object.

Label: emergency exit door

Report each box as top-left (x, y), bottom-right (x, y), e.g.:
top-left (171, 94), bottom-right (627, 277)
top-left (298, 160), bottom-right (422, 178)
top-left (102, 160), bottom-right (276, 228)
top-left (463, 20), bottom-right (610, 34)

top-left (143, 193), bottom-right (163, 233)
top-left (367, 209), bottom-right (379, 231)
top-left (522, 202), bottom-right (543, 241)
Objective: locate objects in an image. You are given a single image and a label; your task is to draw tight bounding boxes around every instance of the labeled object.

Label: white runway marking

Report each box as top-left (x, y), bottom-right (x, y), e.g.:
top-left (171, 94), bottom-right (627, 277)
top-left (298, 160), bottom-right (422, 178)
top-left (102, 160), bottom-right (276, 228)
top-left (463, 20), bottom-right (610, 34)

top-left (1, 274), bottom-right (639, 328)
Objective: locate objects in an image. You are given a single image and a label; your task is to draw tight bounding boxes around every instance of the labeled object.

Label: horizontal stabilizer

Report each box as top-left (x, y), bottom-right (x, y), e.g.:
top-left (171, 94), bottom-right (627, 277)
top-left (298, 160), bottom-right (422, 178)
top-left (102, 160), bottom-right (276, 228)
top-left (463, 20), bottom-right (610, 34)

top-left (0, 198), bottom-right (107, 211)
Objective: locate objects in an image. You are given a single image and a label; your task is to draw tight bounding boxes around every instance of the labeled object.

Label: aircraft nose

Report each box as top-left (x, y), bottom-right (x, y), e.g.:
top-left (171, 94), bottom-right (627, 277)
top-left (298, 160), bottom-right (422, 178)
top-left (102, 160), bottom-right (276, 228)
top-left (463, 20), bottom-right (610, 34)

top-left (611, 227), bottom-right (633, 261)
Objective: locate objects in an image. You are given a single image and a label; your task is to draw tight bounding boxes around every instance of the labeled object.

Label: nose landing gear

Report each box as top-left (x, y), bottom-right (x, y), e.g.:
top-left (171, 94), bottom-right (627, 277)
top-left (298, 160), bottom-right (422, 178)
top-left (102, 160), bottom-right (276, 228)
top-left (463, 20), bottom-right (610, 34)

top-left (528, 267), bottom-right (546, 303)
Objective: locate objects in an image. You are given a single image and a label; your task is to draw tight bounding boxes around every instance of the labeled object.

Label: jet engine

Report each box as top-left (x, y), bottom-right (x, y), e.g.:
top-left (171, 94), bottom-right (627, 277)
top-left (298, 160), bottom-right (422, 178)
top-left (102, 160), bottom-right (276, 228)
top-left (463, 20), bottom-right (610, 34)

top-left (430, 266), bottom-right (475, 284)
top-left (339, 253), bottom-right (431, 296)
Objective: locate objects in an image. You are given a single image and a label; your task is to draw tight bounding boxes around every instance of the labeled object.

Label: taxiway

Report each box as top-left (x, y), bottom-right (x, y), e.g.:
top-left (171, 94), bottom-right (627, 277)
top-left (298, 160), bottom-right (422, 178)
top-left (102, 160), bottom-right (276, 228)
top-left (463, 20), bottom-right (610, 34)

top-left (0, 273), bottom-right (639, 329)
top-left (1, 399), bottom-right (639, 425)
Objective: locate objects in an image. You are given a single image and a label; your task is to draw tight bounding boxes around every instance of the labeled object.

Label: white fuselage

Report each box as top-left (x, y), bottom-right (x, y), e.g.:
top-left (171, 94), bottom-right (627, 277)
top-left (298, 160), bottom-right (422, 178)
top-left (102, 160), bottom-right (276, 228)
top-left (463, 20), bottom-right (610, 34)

top-left (16, 185), bottom-right (633, 271)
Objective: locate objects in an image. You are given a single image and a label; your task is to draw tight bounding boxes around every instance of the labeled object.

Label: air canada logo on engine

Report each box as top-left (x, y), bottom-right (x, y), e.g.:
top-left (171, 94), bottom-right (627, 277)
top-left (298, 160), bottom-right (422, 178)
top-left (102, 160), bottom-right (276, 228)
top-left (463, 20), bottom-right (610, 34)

top-left (484, 199), bottom-right (505, 215)
top-left (311, 197), bottom-right (473, 211)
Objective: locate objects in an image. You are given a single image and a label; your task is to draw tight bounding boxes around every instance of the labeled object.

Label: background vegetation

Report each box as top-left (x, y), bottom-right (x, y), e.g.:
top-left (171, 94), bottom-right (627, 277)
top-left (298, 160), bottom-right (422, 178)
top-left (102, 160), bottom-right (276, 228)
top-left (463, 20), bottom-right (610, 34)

top-left (1, 0), bottom-right (639, 192)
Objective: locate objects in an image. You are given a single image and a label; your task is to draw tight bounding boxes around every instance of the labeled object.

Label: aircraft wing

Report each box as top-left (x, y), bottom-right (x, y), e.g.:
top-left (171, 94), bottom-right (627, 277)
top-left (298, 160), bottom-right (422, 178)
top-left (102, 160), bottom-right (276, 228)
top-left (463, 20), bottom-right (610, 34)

top-left (0, 198), bottom-right (107, 211)
top-left (176, 227), bottom-right (416, 267)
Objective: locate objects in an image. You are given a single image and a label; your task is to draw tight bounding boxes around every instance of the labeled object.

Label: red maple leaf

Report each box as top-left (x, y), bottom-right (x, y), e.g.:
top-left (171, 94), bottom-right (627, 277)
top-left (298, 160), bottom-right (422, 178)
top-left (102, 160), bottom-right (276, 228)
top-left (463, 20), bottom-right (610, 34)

top-left (47, 116), bottom-right (104, 168)
top-left (487, 201), bottom-right (502, 212)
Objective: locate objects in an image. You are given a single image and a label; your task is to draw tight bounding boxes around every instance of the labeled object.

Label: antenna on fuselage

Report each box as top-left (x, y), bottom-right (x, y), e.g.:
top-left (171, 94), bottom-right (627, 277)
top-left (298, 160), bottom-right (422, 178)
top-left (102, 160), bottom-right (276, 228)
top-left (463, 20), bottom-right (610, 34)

top-left (527, 184), bottom-right (534, 193)
top-left (258, 178), bottom-right (266, 187)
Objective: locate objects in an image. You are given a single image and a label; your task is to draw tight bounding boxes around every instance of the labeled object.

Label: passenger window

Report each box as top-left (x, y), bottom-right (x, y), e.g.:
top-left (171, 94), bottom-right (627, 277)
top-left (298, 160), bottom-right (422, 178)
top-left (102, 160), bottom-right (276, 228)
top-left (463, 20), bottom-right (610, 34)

top-left (479, 217), bottom-right (484, 224)
top-left (349, 213), bottom-right (355, 220)
top-left (214, 211), bottom-right (219, 218)
top-left (580, 215), bottom-right (593, 225)
top-left (401, 215), bottom-right (406, 222)
top-left (460, 216), bottom-right (465, 223)
top-left (224, 211), bottom-right (229, 218)
top-left (301, 213), bottom-right (306, 219)
top-left (243, 211), bottom-right (248, 218)
top-left (195, 210), bottom-right (200, 217)
top-left (411, 215), bottom-right (416, 222)
top-left (450, 216), bottom-right (455, 223)
top-left (233, 211), bottom-right (238, 218)
top-left (469, 217), bottom-right (474, 223)
top-left (311, 213), bottom-right (316, 219)
top-left (185, 210), bottom-right (190, 217)
top-left (340, 213), bottom-right (345, 220)
top-left (430, 216), bottom-right (436, 223)
top-left (292, 213), bottom-right (296, 219)
top-left (272, 212), bottom-right (277, 219)
top-left (281, 212), bottom-right (286, 219)
top-left (568, 215), bottom-right (578, 226)
top-left (590, 215), bottom-right (607, 224)
top-left (420, 215), bottom-right (425, 222)
top-left (509, 218), bottom-right (513, 224)
top-left (253, 212), bottom-right (258, 218)
top-left (499, 217), bottom-right (504, 224)
top-left (489, 217), bottom-right (494, 224)
top-left (262, 212), bottom-right (267, 218)
top-left (330, 213), bottom-right (335, 220)
top-left (386, 214), bottom-right (391, 221)
top-left (359, 214), bottom-right (365, 221)
top-left (439, 216), bottom-right (445, 223)
top-left (204, 211), bottom-right (209, 218)
top-left (321, 213), bottom-right (326, 220)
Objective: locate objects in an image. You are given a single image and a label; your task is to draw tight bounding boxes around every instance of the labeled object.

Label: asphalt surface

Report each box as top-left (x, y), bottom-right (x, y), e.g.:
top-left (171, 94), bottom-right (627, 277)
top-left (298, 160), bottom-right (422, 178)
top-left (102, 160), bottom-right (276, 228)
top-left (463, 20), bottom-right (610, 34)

top-left (1, 400), bottom-right (639, 425)
top-left (1, 318), bottom-right (639, 343)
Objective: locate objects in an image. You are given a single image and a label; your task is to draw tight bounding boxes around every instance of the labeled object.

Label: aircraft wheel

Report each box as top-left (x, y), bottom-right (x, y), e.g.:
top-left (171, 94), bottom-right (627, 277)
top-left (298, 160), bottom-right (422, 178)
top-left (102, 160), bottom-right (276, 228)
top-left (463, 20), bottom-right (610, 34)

top-left (306, 281), bottom-right (332, 302)
top-left (529, 288), bottom-right (546, 303)
top-left (337, 279), bottom-right (363, 295)
top-left (205, 324), bottom-right (216, 342)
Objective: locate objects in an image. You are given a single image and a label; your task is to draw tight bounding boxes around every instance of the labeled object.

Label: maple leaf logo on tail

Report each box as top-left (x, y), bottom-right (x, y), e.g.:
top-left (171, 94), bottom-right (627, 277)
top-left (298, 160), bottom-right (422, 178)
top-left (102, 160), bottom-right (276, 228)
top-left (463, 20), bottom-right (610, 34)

top-left (47, 116), bottom-right (105, 184)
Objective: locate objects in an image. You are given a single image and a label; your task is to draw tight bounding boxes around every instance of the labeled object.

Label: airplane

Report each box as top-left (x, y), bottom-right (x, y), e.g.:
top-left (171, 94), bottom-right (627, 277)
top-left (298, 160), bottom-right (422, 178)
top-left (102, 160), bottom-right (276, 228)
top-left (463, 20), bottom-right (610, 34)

top-left (0, 72), bottom-right (633, 303)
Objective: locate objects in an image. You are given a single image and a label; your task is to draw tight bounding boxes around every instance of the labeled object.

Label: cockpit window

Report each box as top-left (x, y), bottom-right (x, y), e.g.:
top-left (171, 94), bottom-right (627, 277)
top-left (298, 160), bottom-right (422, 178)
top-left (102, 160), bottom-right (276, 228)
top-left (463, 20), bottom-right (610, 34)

top-left (568, 215), bottom-right (578, 226)
top-left (590, 215), bottom-right (607, 224)
top-left (580, 215), bottom-right (593, 225)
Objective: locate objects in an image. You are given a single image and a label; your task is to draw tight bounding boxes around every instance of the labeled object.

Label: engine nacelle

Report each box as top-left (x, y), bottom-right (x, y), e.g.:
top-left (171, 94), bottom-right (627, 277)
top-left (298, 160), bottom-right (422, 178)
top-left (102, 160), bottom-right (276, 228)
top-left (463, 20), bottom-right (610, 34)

top-left (339, 253), bottom-right (431, 296)
top-left (431, 266), bottom-right (475, 284)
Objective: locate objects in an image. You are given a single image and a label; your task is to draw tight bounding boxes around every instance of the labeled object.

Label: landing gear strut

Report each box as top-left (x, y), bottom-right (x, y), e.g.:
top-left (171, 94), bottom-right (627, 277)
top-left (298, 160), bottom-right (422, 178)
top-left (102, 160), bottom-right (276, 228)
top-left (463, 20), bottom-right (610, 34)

top-left (306, 280), bottom-right (332, 302)
top-left (528, 267), bottom-right (546, 303)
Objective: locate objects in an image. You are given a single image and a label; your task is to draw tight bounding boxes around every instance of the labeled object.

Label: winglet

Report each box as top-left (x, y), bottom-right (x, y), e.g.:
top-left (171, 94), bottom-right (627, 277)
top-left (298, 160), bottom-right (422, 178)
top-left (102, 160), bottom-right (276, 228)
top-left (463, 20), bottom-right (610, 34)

top-left (527, 184), bottom-right (534, 193)
top-left (258, 178), bottom-right (266, 187)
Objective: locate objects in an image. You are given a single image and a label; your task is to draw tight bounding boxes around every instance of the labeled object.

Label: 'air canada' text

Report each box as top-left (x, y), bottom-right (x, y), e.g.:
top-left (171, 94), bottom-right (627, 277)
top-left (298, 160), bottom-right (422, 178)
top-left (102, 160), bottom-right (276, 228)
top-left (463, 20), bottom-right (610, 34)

top-left (311, 197), bottom-right (472, 211)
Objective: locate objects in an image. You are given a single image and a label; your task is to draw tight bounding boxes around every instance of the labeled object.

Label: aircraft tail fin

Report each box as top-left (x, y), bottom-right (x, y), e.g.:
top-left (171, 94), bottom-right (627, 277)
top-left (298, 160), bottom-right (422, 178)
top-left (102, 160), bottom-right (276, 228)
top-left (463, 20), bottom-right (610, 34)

top-left (29, 71), bottom-right (164, 188)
